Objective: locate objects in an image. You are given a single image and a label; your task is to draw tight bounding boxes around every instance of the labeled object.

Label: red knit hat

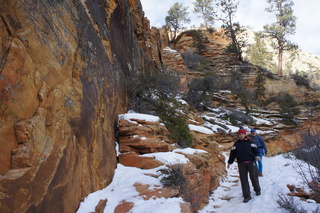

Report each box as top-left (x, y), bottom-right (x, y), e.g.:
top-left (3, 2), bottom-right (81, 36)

top-left (238, 129), bottom-right (246, 135)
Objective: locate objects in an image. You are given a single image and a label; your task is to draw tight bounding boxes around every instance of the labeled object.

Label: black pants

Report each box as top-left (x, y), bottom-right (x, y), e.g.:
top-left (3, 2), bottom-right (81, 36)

top-left (238, 161), bottom-right (261, 198)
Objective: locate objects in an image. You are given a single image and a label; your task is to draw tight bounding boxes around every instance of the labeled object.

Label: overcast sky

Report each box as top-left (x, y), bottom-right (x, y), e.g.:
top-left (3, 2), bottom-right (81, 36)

top-left (140, 0), bottom-right (320, 55)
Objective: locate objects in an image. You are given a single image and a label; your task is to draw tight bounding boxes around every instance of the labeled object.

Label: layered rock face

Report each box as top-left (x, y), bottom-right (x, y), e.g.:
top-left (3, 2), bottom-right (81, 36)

top-left (0, 0), bottom-right (163, 212)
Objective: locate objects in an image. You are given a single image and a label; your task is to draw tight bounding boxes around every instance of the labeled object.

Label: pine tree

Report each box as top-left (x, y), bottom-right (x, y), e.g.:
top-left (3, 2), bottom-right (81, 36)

top-left (193, 0), bottom-right (216, 29)
top-left (165, 3), bottom-right (190, 42)
top-left (192, 30), bottom-right (206, 53)
top-left (263, 0), bottom-right (297, 76)
top-left (218, 0), bottom-right (246, 61)
top-left (253, 68), bottom-right (266, 100)
top-left (246, 32), bottom-right (277, 73)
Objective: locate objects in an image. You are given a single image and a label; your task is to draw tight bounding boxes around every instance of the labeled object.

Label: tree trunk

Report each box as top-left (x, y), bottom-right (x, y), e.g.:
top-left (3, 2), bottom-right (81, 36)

top-left (204, 16), bottom-right (208, 29)
top-left (278, 47), bottom-right (283, 76)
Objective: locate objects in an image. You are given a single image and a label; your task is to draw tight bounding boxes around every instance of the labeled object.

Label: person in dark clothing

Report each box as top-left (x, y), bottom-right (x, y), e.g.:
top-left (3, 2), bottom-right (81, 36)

top-left (250, 128), bottom-right (268, 177)
top-left (227, 129), bottom-right (261, 203)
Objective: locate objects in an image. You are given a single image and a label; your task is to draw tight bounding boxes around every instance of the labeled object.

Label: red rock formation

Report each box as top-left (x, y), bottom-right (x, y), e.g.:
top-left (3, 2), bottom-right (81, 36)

top-left (117, 115), bottom-right (226, 211)
top-left (0, 0), bottom-right (165, 212)
top-left (287, 184), bottom-right (320, 203)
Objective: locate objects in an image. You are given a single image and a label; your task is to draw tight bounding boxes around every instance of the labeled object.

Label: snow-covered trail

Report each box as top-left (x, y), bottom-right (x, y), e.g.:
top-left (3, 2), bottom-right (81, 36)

top-left (77, 152), bottom-right (320, 213)
top-left (200, 154), bottom-right (318, 213)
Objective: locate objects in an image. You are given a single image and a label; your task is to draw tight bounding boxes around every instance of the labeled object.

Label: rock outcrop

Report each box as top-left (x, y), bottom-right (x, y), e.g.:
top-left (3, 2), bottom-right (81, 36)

top-left (117, 115), bottom-right (226, 211)
top-left (0, 0), bottom-right (165, 212)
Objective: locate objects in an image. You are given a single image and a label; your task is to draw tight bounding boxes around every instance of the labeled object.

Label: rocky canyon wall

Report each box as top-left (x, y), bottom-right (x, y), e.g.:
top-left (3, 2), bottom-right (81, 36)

top-left (0, 0), bottom-right (163, 212)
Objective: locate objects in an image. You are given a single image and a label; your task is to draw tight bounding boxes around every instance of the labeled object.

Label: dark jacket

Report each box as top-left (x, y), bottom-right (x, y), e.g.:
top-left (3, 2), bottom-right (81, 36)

top-left (228, 137), bottom-right (260, 164)
top-left (250, 135), bottom-right (268, 153)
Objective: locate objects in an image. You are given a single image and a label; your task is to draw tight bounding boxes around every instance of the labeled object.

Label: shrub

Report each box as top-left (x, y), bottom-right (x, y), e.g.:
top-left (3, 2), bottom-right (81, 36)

top-left (128, 69), bottom-right (193, 147)
top-left (159, 164), bottom-right (187, 190)
top-left (279, 93), bottom-right (300, 124)
top-left (187, 78), bottom-right (210, 111)
top-left (128, 70), bottom-right (180, 114)
top-left (304, 100), bottom-right (320, 108)
top-left (265, 69), bottom-right (276, 79)
top-left (192, 30), bottom-right (206, 53)
top-left (181, 52), bottom-right (212, 72)
top-left (152, 99), bottom-right (193, 148)
top-left (181, 52), bottom-right (204, 70)
top-left (277, 195), bottom-right (310, 213)
top-left (224, 110), bottom-right (254, 126)
top-left (254, 68), bottom-right (266, 100)
top-left (292, 73), bottom-right (311, 89)
top-left (304, 100), bottom-right (320, 114)
top-left (186, 72), bottom-right (226, 111)
top-left (160, 113), bottom-right (193, 148)
top-left (292, 125), bottom-right (320, 201)
top-left (207, 27), bottom-right (215, 34)
top-left (197, 58), bottom-right (212, 72)
top-left (229, 70), bottom-right (253, 114)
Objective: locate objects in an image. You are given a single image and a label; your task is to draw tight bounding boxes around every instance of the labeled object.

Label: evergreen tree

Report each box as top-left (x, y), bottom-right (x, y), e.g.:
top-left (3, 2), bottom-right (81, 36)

top-left (165, 2), bottom-right (190, 42)
top-left (218, 0), bottom-right (246, 61)
top-left (229, 70), bottom-right (252, 114)
top-left (263, 0), bottom-right (297, 76)
top-left (279, 93), bottom-right (300, 124)
top-left (193, 0), bottom-right (216, 29)
top-left (246, 32), bottom-right (277, 73)
top-left (253, 68), bottom-right (266, 100)
top-left (192, 30), bottom-right (206, 53)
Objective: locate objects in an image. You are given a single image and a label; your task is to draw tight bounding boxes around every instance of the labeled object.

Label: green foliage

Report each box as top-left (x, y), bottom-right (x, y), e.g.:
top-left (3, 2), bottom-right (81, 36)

top-left (128, 70), bottom-right (180, 114)
top-left (263, 0), bottom-right (298, 75)
top-left (229, 70), bottom-right (252, 114)
top-left (265, 69), bottom-right (276, 79)
top-left (165, 3), bottom-right (190, 41)
top-left (218, 0), bottom-right (246, 60)
top-left (197, 58), bottom-right (212, 72)
top-left (304, 100), bottom-right (320, 108)
top-left (153, 97), bottom-right (193, 148)
top-left (291, 73), bottom-right (311, 89)
top-left (253, 68), bottom-right (266, 100)
top-left (128, 70), bottom-right (193, 147)
top-left (160, 112), bottom-right (193, 148)
top-left (223, 22), bottom-right (247, 60)
top-left (181, 52), bottom-right (212, 72)
top-left (181, 52), bottom-right (204, 70)
top-left (193, 0), bottom-right (216, 29)
top-left (207, 27), bottom-right (215, 34)
top-left (245, 32), bottom-right (277, 73)
top-left (192, 30), bottom-right (207, 53)
top-left (279, 93), bottom-right (300, 124)
top-left (159, 164), bottom-right (187, 190)
top-left (186, 72), bottom-right (226, 111)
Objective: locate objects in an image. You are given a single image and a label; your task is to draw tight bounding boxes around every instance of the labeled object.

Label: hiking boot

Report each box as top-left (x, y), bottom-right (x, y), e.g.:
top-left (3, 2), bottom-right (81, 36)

top-left (243, 197), bottom-right (251, 203)
top-left (256, 191), bottom-right (261, 196)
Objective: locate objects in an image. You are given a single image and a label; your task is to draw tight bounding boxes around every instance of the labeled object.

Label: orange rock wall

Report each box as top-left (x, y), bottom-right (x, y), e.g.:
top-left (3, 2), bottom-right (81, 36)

top-left (0, 0), bottom-right (164, 212)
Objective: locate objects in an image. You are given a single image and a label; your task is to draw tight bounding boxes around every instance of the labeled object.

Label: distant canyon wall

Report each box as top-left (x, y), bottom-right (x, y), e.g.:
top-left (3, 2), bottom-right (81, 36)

top-left (0, 0), bottom-right (165, 212)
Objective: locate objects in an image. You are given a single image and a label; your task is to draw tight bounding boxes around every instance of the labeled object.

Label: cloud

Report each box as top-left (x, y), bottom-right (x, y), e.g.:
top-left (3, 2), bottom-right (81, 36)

top-left (140, 0), bottom-right (320, 55)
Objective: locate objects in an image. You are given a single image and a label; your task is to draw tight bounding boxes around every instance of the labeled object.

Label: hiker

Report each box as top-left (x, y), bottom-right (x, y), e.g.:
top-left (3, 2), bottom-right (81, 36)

top-left (227, 129), bottom-right (261, 203)
top-left (250, 129), bottom-right (268, 177)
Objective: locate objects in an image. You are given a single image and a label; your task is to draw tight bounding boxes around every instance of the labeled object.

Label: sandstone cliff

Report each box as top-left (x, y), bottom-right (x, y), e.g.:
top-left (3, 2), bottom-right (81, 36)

top-left (0, 0), bottom-right (164, 212)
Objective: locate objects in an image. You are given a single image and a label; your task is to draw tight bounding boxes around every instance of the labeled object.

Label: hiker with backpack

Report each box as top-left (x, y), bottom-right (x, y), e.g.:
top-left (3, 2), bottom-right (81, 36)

top-left (250, 129), bottom-right (268, 177)
top-left (227, 129), bottom-right (261, 203)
